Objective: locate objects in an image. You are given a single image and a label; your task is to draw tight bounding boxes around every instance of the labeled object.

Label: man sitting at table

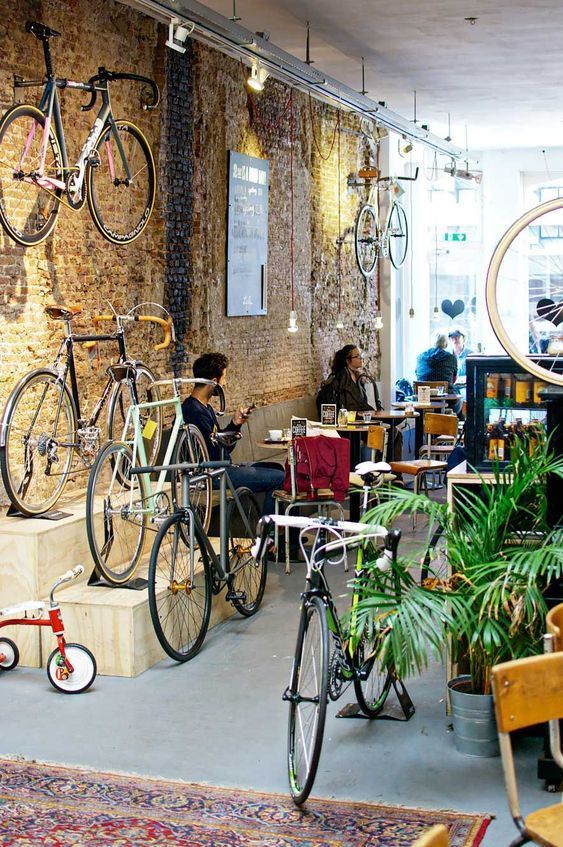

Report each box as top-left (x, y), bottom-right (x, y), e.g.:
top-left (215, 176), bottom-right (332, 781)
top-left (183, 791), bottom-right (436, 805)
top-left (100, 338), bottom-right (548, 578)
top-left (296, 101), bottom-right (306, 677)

top-left (181, 352), bottom-right (285, 518)
top-left (415, 331), bottom-right (463, 418)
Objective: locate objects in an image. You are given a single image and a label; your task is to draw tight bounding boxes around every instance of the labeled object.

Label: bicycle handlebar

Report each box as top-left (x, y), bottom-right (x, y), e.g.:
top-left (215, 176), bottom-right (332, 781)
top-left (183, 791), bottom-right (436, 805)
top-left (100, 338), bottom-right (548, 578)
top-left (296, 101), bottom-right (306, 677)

top-left (81, 67), bottom-right (160, 112)
top-left (85, 313), bottom-right (172, 351)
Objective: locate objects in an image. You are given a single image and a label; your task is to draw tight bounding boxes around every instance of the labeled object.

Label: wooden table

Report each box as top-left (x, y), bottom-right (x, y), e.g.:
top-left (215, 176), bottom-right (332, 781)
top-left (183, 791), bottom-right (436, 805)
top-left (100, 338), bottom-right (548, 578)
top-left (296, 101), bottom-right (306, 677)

top-left (372, 409), bottom-right (421, 457)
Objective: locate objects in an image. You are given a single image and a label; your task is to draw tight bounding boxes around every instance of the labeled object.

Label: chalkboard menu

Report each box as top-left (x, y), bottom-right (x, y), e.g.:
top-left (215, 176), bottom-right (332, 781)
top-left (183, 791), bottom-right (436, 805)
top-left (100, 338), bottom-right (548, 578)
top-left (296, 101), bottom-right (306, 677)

top-left (226, 151), bottom-right (269, 316)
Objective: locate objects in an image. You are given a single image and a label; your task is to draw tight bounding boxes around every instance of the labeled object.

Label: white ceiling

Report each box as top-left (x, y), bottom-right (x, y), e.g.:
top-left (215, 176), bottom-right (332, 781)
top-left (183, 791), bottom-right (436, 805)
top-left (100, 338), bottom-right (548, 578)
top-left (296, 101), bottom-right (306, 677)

top-left (202, 0), bottom-right (563, 151)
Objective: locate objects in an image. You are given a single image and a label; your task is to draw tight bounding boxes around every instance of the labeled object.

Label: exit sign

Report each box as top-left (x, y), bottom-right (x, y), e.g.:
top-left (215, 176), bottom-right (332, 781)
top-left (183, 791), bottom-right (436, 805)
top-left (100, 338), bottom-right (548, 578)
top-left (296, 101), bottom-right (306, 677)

top-left (444, 232), bottom-right (467, 242)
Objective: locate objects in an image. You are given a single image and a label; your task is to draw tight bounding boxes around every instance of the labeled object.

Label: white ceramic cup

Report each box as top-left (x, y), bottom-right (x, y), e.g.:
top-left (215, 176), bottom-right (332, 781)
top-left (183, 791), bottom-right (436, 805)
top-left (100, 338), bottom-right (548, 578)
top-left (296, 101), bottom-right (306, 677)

top-left (268, 429), bottom-right (283, 441)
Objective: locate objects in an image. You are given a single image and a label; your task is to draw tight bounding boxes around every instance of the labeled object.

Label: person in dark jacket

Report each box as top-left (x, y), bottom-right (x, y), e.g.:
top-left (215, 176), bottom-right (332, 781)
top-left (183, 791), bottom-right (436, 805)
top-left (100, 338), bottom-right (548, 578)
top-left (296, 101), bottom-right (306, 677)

top-left (416, 332), bottom-right (463, 417)
top-left (181, 352), bottom-right (284, 516)
top-left (329, 344), bottom-right (383, 413)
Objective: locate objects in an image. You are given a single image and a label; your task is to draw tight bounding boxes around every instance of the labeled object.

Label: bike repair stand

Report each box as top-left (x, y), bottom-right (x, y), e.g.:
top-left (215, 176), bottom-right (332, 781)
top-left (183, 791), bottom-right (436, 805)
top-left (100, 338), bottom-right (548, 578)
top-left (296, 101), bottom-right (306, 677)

top-left (336, 674), bottom-right (415, 721)
top-left (88, 568), bottom-right (148, 591)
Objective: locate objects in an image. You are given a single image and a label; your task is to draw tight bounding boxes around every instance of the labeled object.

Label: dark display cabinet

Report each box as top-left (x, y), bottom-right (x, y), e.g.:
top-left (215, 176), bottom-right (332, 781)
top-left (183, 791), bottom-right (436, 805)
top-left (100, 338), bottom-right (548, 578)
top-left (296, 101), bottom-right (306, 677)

top-left (465, 354), bottom-right (563, 471)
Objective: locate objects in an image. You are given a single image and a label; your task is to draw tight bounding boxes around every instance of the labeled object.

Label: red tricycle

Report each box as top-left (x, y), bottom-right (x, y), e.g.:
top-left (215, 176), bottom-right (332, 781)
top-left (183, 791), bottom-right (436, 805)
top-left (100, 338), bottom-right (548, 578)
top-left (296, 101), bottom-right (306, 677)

top-left (0, 565), bottom-right (97, 693)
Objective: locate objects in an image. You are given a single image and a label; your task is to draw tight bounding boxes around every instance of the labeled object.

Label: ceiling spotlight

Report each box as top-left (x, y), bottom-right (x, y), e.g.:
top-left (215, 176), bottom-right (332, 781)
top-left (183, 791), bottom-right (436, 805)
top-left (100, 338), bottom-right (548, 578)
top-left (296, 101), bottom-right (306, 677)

top-left (165, 18), bottom-right (194, 53)
top-left (247, 61), bottom-right (270, 92)
top-left (399, 135), bottom-right (413, 156)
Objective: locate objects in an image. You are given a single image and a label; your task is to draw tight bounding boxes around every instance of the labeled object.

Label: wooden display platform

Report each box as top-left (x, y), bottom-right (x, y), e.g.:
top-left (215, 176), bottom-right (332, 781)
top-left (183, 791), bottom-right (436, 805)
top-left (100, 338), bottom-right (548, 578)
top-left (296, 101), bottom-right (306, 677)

top-left (0, 494), bottom-right (235, 676)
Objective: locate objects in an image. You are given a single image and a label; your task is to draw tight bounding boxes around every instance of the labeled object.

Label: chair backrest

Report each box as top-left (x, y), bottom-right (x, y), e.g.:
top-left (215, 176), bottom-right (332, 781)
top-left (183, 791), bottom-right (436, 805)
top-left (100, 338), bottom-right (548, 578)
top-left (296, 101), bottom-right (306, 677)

top-left (423, 412), bottom-right (458, 439)
top-left (412, 825), bottom-right (449, 847)
top-left (366, 425), bottom-right (388, 458)
top-left (492, 653), bottom-right (563, 733)
top-left (546, 603), bottom-right (563, 652)
top-left (414, 380), bottom-right (449, 394)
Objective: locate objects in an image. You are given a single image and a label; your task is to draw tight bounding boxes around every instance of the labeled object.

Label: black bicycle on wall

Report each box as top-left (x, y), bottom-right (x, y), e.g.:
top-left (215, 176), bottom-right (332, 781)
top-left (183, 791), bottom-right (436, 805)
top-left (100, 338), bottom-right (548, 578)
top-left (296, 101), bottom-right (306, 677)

top-left (0, 303), bottom-right (172, 517)
top-left (0, 20), bottom-right (159, 247)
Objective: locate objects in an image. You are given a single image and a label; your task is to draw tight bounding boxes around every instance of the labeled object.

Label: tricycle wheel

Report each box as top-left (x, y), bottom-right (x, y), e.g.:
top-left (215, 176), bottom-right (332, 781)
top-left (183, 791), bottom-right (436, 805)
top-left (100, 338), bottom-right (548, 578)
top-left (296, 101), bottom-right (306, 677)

top-left (46, 643), bottom-right (97, 693)
top-left (0, 637), bottom-right (19, 670)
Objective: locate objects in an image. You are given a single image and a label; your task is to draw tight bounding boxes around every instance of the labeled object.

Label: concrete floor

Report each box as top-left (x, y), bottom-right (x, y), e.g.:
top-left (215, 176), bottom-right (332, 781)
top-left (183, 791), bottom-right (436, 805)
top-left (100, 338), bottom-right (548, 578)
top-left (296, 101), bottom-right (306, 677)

top-left (1, 545), bottom-right (559, 846)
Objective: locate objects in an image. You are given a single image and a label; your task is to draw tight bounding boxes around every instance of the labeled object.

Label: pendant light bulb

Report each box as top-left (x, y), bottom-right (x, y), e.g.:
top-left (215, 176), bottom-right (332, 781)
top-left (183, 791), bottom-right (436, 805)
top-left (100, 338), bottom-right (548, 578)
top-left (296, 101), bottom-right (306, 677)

top-left (374, 310), bottom-right (384, 330)
top-left (287, 309), bottom-right (298, 333)
top-left (335, 319), bottom-right (344, 330)
top-left (433, 305), bottom-right (440, 321)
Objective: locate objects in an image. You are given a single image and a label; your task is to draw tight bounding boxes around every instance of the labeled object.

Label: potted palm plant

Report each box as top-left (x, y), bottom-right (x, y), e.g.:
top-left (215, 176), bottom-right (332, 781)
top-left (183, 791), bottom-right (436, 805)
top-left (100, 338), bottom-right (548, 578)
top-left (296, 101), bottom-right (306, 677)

top-left (355, 431), bottom-right (563, 756)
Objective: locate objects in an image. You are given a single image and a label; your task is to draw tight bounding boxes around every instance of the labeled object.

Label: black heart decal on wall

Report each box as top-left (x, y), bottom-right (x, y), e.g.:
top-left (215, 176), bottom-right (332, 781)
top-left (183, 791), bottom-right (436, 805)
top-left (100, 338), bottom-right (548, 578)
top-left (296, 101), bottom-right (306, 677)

top-left (536, 298), bottom-right (563, 327)
top-left (441, 299), bottom-right (465, 320)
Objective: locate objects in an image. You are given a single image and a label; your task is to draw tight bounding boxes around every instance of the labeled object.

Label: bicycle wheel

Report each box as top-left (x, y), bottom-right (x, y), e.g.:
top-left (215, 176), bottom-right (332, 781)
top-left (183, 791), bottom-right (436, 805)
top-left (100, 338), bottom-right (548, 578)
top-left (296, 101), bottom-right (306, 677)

top-left (171, 425), bottom-right (212, 533)
top-left (387, 201), bottom-right (409, 269)
top-left (46, 643), bottom-right (97, 694)
top-left (86, 440), bottom-right (148, 585)
top-left (107, 363), bottom-right (162, 466)
top-left (0, 369), bottom-right (76, 516)
top-left (354, 204), bottom-right (379, 278)
top-left (0, 638), bottom-right (19, 671)
top-left (353, 632), bottom-right (392, 717)
top-left (148, 512), bottom-right (212, 662)
top-left (0, 104), bottom-right (63, 246)
top-left (87, 120), bottom-right (155, 245)
top-left (287, 595), bottom-right (329, 805)
top-left (486, 196), bottom-right (563, 386)
top-left (226, 488), bottom-right (266, 616)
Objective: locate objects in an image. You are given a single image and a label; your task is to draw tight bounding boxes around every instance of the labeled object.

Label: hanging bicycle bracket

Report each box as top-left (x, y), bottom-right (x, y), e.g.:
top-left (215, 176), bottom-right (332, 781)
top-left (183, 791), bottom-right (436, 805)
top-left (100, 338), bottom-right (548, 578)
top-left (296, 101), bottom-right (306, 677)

top-left (336, 676), bottom-right (415, 721)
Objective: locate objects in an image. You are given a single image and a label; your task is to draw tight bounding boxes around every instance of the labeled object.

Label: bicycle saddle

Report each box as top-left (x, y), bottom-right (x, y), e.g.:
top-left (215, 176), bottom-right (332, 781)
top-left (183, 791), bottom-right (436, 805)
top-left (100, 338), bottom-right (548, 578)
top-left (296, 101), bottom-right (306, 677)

top-left (25, 21), bottom-right (61, 40)
top-left (107, 364), bottom-right (137, 383)
top-left (210, 431), bottom-right (242, 448)
top-left (44, 305), bottom-right (83, 321)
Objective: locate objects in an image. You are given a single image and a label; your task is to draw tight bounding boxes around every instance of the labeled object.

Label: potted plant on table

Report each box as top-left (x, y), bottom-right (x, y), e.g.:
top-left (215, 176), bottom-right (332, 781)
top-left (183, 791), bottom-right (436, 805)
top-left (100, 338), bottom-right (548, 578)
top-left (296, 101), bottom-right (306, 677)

top-left (355, 431), bottom-right (563, 756)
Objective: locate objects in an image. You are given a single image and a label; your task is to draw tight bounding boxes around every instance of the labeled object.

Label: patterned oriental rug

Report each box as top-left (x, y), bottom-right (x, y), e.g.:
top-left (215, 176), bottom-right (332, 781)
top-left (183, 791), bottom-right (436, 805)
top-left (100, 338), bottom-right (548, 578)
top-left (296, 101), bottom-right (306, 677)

top-left (0, 758), bottom-right (492, 846)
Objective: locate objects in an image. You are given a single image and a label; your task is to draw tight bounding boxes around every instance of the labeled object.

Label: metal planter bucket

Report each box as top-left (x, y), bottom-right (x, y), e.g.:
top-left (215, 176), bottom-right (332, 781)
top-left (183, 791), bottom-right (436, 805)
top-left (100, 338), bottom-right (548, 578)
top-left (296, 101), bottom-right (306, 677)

top-left (447, 675), bottom-right (500, 758)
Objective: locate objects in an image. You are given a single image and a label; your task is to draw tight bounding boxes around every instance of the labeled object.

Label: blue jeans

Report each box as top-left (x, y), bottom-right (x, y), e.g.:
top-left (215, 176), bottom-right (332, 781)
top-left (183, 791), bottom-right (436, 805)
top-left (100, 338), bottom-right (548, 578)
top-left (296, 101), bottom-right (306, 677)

top-left (221, 461), bottom-right (285, 516)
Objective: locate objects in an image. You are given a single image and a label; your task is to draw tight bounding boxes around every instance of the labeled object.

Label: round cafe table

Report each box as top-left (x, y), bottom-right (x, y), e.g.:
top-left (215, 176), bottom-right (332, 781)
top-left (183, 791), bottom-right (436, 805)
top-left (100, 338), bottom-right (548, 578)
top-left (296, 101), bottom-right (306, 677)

top-left (371, 409), bottom-right (421, 458)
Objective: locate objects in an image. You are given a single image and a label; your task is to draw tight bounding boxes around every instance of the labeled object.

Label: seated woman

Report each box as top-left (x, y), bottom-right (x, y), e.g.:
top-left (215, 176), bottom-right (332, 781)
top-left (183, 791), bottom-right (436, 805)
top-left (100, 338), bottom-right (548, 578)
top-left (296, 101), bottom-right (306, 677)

top-left (416, 332), bottom-right (463, 418)
top-left (329, 344), bottom-right (383, 414)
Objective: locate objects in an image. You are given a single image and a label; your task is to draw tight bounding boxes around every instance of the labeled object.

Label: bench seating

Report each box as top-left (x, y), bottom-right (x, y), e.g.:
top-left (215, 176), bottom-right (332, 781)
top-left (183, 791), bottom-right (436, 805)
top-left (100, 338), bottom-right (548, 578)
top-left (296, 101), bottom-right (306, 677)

top-left (230, 395), bottom-right (318, 464)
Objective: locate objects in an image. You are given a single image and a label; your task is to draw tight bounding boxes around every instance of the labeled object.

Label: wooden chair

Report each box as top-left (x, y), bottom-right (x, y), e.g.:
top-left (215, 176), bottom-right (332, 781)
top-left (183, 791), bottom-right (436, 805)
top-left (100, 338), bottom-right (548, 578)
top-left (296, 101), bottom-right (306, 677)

top-left (412, 825), bottom-right (449, 847)
top-left (273, 438), bottom-right (345, 574)
top-left (418, 412), bottom-right (459, 464)
top-left (546, 603), bottom-right (563, 652)
top-left (491, 653), bottom-right (563, 847)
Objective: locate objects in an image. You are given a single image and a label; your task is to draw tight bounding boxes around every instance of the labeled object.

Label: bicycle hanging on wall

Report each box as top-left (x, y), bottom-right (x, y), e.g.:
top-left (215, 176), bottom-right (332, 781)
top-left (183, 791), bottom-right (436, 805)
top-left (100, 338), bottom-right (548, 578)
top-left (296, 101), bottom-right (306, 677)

top-left (0, 20), bottom-right (159, 247)
top-left (353, 167), bottom-right (418, 278)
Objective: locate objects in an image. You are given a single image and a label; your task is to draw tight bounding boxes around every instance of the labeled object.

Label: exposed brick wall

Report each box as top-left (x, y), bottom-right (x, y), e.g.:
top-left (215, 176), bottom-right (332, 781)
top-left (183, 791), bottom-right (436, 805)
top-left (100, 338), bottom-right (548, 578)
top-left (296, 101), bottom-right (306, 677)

top-left (0, 0), bottom-right (381, 433)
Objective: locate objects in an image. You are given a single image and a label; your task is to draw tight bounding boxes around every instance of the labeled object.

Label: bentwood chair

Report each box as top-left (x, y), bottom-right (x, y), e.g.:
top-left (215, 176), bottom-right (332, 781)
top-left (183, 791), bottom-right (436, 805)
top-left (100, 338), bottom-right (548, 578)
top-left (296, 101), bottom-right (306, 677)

top-left (546, 603), bottom-right (563, 652)
top-left (491, 653), bottom-right (563, 847)
top-left (412, 824), bottom-right (449, 846)
top-left (418, 412), bottom-right (459, 464)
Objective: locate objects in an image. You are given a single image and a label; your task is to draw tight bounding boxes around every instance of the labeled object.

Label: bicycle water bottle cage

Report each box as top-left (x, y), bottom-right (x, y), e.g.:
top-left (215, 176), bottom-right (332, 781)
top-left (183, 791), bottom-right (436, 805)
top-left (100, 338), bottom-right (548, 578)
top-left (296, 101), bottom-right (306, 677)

top-left (107, 364), bottom-right (137, 383)
top-left (45, 305), bottom-right (83, 321)
top-left (25, 21), bottom-right (61, 40)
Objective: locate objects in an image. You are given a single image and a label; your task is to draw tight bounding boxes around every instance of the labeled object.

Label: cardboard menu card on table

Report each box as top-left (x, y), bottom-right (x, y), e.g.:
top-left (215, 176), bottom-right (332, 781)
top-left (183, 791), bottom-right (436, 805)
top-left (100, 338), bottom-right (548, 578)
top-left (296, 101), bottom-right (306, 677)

top-left (418, 385), bottom-right (431, 406)
top-left (291, 417), bottom-right (307, 439)
top-left (320, 404), bottom-right (337, 426)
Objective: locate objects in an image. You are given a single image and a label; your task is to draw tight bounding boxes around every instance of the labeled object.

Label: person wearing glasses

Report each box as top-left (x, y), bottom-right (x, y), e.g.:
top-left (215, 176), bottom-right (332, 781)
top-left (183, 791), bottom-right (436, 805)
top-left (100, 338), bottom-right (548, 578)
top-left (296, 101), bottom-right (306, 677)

top-left (328, 344), bottom-right (383, 414)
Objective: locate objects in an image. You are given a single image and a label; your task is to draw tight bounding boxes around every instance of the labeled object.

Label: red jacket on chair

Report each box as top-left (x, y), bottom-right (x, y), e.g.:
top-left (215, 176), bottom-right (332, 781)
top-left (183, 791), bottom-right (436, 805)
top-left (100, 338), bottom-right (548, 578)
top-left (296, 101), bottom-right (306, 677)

top-left (283, 436), bottom-right (350, 501)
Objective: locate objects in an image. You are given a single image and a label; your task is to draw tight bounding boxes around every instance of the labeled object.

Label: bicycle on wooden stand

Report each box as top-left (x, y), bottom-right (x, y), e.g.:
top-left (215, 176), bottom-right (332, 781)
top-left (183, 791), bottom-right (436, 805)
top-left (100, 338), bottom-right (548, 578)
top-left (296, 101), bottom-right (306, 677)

top-left (0, 564), bottom-right (96, 694)
top-left (85, 377), bottom-right (224, 587)
top-left (131, 446), bottom-right (266, 662)
top-left (354, 167), bottom-right (418, 277)
top-left (0, 303), bottom-right (171, 517)
top-left (253, 513), bottom-right (415, 805)
top-left (0, 20), bottom-right (158, 247)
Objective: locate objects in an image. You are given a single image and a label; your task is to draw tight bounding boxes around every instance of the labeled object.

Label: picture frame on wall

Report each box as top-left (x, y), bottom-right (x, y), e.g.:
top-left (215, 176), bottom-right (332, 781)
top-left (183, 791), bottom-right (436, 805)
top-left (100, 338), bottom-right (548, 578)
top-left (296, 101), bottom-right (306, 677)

top-left (226, 151), bottom-right (269, 317)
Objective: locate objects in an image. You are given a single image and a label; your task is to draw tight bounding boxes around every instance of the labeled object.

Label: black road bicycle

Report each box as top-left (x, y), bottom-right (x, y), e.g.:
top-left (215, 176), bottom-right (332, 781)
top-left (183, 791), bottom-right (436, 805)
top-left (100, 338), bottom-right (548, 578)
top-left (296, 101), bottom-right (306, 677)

top-left (0, 303), bottom-right (171, 516)
top-left (0, 20), bottom-right (158, 247)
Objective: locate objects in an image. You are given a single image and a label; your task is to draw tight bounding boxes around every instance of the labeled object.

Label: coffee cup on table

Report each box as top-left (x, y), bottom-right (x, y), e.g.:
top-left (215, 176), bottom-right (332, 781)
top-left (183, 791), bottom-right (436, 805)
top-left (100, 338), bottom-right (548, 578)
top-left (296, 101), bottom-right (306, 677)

top-left (268, 429), bottom-right (283, 441)
top-left (363, 411), bottom-right (372, 423)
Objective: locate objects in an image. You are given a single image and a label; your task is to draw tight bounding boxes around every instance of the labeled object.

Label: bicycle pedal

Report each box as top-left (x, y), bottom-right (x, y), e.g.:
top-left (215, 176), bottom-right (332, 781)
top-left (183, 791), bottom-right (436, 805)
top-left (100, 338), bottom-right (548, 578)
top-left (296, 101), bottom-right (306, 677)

top-left (225, 590), bottom-right (247, 603)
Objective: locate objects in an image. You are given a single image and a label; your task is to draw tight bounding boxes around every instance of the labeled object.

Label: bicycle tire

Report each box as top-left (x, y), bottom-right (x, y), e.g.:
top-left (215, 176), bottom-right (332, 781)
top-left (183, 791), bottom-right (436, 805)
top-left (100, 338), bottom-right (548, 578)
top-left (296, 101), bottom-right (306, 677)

top-left (171, 425), bottom-right (212, 533)
top-left (86, 440), bottom-right (148, 585)
top-left (486, 196), bottom-right (563, 386)
top-left (87, 119), bottom-right (155, 245)
top-left (353, 635), bottom-right (393, 717)
top-left (354, 203), bottom-right (379, 278)
top-left (287, 595), bottom-right (329, 805)
top-left (0, 104), bottom-right (63, 246)
top-left (387, 201), bottom-right (409, 269)
top-left (46, 643), bottom-right (97, 694)
top-left (0, 369), bottom-right (77, 516)
top-left (226, 488), bottom-right (266, 616)
top-left (148, 511), bottom-right (213, 662)
top-left (107, 363), bottom-right (162, 465)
